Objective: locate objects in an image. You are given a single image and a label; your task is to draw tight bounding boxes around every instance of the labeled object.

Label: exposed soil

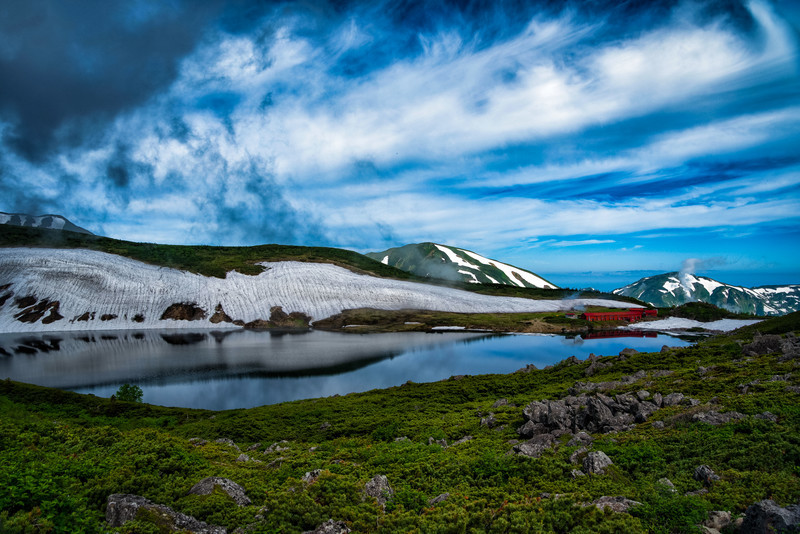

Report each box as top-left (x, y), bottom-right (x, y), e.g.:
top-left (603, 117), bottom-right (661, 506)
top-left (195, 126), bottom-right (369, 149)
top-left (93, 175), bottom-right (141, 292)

top-left (160, 303), bottom-right (207, 321)
top-left (100, 314), bottom-right (118, 321)
top-left (209, 303), bottom-right (233, 324)
top-left (132, 314), bottom-right (145, 323)
top-left (14, 298), bottom-right (63, 324)
top-left (0, 292), bottom-right (11, 307)
top-left (74, 312), bottom-right (95, 322)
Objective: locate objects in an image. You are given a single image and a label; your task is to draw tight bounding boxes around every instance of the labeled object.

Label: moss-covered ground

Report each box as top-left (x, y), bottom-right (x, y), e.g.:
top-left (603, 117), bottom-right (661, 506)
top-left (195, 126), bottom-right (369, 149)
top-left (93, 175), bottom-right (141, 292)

top-left (1, 313), bottom-right (798, 533)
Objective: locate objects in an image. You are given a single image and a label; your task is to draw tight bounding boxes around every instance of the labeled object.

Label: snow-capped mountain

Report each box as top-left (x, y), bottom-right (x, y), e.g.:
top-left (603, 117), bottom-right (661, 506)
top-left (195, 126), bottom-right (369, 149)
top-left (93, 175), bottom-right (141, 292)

top-left (0, 212), bottom-right (93, 234)
top-left (612, 272), bottom-right (800, 316)
top-left (366, 243), bottom-right (558, 289)
top-left (0, 247), bottom-right (629, 333)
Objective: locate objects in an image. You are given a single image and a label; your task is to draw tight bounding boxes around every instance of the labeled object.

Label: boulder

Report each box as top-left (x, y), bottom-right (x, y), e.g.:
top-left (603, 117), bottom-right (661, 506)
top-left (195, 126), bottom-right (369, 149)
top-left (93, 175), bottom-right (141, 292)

top-left (590, 496), bottom-right (641, 513)
top-left (302, 470), bottom-right (322, 484)
top-left (491, 398), bottom-right (510, 408)
top-left (583, 451), bottom-right (613, 474)
top-left (657, 478), bottom-right (676, 492)
top-left (363, 475), bottom-right (394, 507)
top-left (692, 411), bottom-right (746, 426)
top-left (703, 511), bottom-right (732, 531)
top-left (480, 413), bottom-right (499, 428)
top-left (661, 393), bottom-right (685, 406)
top-left (303, 519), bottom-right (351, 534)
top-left (693, 465), bottom-right (720, 486)
top-left (214, 438), bottom-right (240, 451)
top-left (514, 434), bottom-right (557, 458)
top-left (742, 334), bottom-right (784, 356)
top-left (106, 494), bottom-right (226, 533)
top-left (189, 477), bottom-right (252, 507)
top-left (428, 493), bottom-right (450, 506)
top-left (740, 499), bottom-right (800, 533)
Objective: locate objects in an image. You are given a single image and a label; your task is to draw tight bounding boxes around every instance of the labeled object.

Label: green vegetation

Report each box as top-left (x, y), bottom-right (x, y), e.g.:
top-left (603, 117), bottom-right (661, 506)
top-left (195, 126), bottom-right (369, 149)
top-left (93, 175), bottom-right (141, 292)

top-left (1, 313), bottom-right (799, 532)
top-left (661, 301), bottom-right (759, 322)
top-left (114, 384), bottom-right (143, 403)
top-left (0, 225), bottom-right (642, 304)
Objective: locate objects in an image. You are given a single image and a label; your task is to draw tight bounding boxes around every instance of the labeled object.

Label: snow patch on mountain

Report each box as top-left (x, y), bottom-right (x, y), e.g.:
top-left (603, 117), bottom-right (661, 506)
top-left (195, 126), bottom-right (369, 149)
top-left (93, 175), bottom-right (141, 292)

top-left (624, 317), bottom-right (762, 332)
top-left (0, 248), bottom-right (630, 333)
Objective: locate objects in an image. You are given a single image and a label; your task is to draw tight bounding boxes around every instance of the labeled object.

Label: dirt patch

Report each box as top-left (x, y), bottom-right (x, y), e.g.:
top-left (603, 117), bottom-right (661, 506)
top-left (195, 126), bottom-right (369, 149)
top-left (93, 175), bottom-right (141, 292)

top-left (74, 312), bottom-right (95, 322)
top-left (0, 292), bottom-right (12, 308)
top-left (209, 303), bottom-right (233, 324)
top-left (100, 314), bottom-right (118, 321)
top-left (160, 303), bottom-right (207, 321)
top-left (15, 295), bottom-right (37, 309)
top-left (15, 299), bottom-right (63, 324)
top-left (132, 314), bottom-right (145, 323)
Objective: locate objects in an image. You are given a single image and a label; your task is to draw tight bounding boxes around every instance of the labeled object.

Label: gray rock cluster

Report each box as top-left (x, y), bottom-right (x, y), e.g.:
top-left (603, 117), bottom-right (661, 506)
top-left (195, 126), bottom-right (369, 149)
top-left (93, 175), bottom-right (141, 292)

top-left (692, 411), bottom-right (746, 425)
top-left (589, 496), bottom-right (641, 513)
top-left (740, 499), bottom-right (800, 533)
top-left (518, 390), bottom-right (679, 439)
top-left (743, 332), bottom-right (800, 361)
top-left (189, 477), bottom-right (252, 507)
top-left (363, 475), bottom-right (394, 507)
top-left (106, 494), bottom-right (226, 533)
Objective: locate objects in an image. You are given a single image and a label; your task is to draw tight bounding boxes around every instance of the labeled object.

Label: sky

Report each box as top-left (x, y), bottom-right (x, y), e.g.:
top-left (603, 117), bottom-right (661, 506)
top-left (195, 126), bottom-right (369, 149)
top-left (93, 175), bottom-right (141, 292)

top-left (0, 0), bottom-right (798, 289)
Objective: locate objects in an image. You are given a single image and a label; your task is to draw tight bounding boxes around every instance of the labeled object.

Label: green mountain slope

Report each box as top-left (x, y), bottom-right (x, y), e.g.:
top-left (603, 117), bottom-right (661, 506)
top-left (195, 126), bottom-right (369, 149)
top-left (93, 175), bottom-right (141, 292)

top-left (367, 242), bottom-right (558, 289)
top-left (1, 312), bottom-right (798, 532)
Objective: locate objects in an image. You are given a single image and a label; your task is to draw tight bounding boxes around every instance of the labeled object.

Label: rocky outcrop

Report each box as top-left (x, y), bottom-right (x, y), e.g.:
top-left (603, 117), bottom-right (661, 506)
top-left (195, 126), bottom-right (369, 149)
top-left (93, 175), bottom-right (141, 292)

top-left (160, 302), bottom-right (207, 321)
top-left (188, 477), bottom-right (251, 506)
top-left (14, 297), bottom-right (63, 324)
top-left (691, 411), bottom-right (746, 425)
top-left (363, 475), bottom-right (394, 507)
top-left (740, 499), bottom-right (800, 533)
top-left (590, 496), bottom-right (641, 513)
top-left (244, 306), bottom-right (312, 329)
top-left (106, 493), bottom-right (226, 533)
top-left (743, 332), bottom-right (800, 361)
top-left (429, 493), bottom-right (450, 505)
top-left (583, 451), bottom-right (613, 474)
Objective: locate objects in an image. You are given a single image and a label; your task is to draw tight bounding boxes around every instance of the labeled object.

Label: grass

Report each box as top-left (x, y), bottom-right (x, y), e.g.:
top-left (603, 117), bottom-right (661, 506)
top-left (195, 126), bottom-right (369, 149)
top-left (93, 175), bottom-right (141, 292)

top-left (1, 312), bottom-right (798, 532)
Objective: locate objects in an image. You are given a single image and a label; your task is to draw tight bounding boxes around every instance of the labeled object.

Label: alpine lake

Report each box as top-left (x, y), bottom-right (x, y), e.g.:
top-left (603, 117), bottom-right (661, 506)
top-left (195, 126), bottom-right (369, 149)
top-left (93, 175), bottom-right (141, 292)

top-left (0, 328), bottom-right (693, 410)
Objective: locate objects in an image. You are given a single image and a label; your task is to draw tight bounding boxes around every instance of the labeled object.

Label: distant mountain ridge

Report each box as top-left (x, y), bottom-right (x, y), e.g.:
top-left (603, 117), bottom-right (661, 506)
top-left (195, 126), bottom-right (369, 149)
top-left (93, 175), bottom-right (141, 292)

top-left (367, 243), bottom-right (558, 289)
top-left (0, 211), bottom-right (92, 235)
top-left (612, 272), bottom-right (800, 316)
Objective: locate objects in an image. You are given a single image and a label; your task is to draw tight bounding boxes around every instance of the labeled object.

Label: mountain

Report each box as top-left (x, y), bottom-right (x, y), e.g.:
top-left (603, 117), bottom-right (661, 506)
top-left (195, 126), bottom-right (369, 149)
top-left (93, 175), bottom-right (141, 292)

top-left (0, 211), bottom-right (93, 234)
top-left (0, 229), bottom-right (635, 333)
top-left (612, 272), bottom-right (800, 316)
top-left (366, 243), bottom-right (558, 289)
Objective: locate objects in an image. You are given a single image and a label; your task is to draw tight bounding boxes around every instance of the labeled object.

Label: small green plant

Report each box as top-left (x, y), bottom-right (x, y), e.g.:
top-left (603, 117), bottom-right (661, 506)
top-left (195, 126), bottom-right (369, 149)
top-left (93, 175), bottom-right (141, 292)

top-left (114, 383), bottom-right (143, 403)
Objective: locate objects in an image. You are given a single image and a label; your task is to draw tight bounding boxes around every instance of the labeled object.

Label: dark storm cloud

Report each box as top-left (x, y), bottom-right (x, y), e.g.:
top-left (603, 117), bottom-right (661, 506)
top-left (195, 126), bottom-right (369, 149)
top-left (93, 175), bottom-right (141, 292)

top-left (0, 0), bottom-right (229, 160)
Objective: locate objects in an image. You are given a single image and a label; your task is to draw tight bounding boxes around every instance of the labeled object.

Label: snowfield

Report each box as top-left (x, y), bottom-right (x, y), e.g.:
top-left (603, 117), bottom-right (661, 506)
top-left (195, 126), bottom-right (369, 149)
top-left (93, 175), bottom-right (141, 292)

top-left (624, 317), bottom-right (762, 332)
top-left (0, 248), bottom-right (637, 333)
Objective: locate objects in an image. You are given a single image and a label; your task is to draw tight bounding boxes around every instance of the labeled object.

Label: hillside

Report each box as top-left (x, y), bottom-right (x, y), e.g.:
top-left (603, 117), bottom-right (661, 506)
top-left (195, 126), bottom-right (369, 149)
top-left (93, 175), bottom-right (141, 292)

top-left (367, 242), bottom-right (558, 289)
top-left (613, 272), bottom-right (800, 316)
top-left (0, 246), bottom-right (636, 334)
top-left (1, 312), bottom-right (798, 532)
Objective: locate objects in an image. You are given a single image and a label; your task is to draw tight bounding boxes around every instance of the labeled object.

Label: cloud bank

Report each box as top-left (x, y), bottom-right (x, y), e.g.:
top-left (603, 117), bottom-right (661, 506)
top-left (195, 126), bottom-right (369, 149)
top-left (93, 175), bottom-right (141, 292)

top-left (0, 0), bottom-right (798, 278)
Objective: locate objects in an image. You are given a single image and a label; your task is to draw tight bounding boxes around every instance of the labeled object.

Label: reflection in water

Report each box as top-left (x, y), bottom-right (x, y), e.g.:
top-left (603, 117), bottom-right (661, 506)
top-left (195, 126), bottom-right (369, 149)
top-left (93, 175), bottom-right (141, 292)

top-left (0, 329), bottom-right (691, 410)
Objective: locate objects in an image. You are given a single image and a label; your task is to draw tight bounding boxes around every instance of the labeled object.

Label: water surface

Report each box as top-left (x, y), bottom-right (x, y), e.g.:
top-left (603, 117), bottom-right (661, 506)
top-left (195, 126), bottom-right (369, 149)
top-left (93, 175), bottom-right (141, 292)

top-left (0, 328), bottom-right (691, 409)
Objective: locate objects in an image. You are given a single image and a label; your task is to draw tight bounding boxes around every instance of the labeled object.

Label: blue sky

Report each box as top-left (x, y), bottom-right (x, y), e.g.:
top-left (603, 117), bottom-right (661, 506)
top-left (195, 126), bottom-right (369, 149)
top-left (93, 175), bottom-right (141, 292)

top-left (0, 0), bottom-right (798, 289)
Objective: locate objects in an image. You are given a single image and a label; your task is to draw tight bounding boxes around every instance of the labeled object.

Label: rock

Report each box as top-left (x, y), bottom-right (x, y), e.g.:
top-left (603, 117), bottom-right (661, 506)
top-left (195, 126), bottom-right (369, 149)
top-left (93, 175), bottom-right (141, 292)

top-left (480, 413), bottom-right (499, 428)
top-left (662, 393), bottom-right (685, 406)
top-left (451, 435), bottom-right (473, 446)
top-left (657, 478), bottom-right (676, 492)
top-left (742, 333), bottom-right (784, 356)
top-left (189, 477), bottom-right (252, 506)
top-left (394, 436), bottom-right (409, 442)
top-left (320, 422), bottom-right (331, 431)
top-left (235, 454), bottom-right (251, 462)
top-left (428, 493), bottom-right (450, 505)
top-left (571, 469), bottom-right (585, 478)
top-left (692, 411), bottom-right (746, 425)
top-left (303, 519), bottom-right (351, 534)
top-left (514, 434), bottom-right (557, 458)
top-left (567, 431), bottom-right (594, 447)
top-left (515, 364), bottom-right (538, 373)
top-left (686, 488), bottom-right (709, 496)
top-left (189, 438), bottom-right (208, 447)
top-left (492, 398), bottom-right (509, 408)
top-left (246, 442), bottom-right (261, 451)
top-left (106, 494), bottom-right (226, 533)
top-left (583, 451), bottom-right (613, 474)
top-left (652, 392), bottom-right (663, 407)
top-left (363, 475), bottom-right (394, 507)
top-left (636, 390), bottom-right (651, 401)
top-left (302, 470), bottom-right (322, 484)
top-left (264, 441), bottom-right (290, 453)
top-left (619, 348), bottom-right (640, 356)
top-left (740, 499), bottom-right (800, 533)
top-left (755, 411), bottom-right (778, 423)
top-left (428, 437), bottom-right (448, 447)
top-left (652, 420), bottom-right (665, 429)
top-left (569, 446), bottom-right (589, 465)
top-left (590, 496), bottom-right (642, 513)
top-left (214, 438), bottom-right (240, 451)
top-left (693, 465), bottom-right (720, 486)
top-left (703, 511), bottom-right (732, 531)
